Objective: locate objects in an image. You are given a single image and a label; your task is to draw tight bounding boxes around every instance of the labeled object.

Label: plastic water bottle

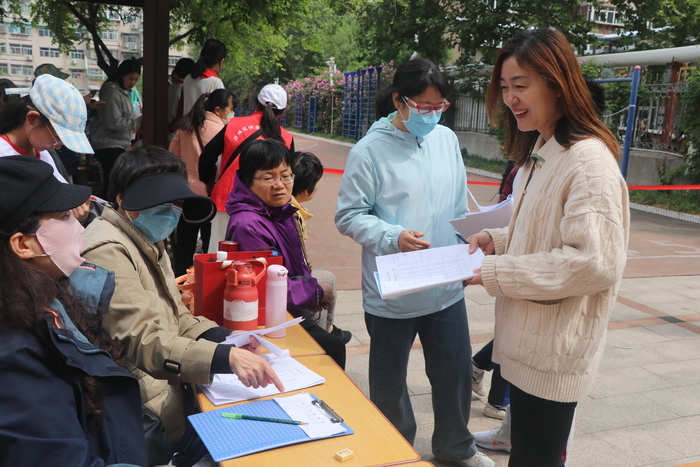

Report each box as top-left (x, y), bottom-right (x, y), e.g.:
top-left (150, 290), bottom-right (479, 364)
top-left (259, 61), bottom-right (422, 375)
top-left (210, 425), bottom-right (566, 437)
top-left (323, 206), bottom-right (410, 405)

top-left (265, 264), bottom-right (288, 337)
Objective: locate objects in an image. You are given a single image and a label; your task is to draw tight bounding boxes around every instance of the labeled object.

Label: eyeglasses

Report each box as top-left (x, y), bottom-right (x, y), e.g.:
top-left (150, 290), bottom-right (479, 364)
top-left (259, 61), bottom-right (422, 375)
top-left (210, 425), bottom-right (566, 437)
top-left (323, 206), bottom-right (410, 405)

top-left (46, 124), bottom-right (62, 149)
top-left (254, 173), bottom-right (295, 186)
top-left (402, 96), bottom-right (451, 114)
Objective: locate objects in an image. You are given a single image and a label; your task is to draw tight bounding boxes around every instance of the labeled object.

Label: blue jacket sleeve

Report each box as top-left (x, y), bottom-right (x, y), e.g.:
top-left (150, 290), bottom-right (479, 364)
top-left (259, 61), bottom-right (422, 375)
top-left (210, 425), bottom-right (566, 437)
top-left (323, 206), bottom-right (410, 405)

top-left (0, 334), bottom-right (110, 467)
top-left (335, 148), bottom-right (406, 256)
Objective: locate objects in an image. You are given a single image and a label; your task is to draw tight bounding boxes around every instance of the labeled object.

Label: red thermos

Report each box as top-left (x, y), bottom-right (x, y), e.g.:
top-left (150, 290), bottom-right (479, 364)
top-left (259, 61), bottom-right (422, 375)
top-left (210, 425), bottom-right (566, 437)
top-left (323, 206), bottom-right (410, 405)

top-left (223, 260), bottom-right (267, 330)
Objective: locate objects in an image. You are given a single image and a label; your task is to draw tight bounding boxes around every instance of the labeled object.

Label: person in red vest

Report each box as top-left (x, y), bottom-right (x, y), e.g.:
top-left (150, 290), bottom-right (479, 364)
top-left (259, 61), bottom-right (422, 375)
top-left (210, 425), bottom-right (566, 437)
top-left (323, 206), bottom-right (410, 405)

top-left (199, 84), bottom-right (294, 252)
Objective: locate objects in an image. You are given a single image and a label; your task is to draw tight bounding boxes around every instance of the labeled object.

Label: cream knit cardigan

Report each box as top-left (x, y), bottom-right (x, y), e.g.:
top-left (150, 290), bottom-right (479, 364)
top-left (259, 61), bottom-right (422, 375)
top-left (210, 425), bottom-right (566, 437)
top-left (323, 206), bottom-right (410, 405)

top-left (481, 135), bottom-right (630, 403)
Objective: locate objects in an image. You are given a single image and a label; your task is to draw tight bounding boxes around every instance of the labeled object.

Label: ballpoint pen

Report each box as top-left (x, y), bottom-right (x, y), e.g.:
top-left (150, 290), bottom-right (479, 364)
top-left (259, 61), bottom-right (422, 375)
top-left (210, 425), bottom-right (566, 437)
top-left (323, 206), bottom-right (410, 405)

top-left (222, 413), bottom-right (307, 425)
top-left (455, 232), bottom-right (469, 244)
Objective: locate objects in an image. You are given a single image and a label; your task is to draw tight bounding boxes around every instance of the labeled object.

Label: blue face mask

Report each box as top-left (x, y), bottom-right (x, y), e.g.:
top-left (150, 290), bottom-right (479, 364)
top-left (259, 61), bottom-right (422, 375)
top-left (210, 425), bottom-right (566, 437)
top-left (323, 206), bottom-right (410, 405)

top-left (400, 106), bottom-right (441, 137)
top-left (129, 203), bottom-right (182, 243)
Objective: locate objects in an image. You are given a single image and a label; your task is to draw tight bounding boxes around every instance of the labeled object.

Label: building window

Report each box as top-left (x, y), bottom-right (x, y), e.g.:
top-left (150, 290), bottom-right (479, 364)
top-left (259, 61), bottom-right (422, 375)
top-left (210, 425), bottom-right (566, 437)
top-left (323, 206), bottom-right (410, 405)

top-left (9, 43), bottom-right (32, 55)
top-left (70, 50), bottom-right (85, 60)
top-left (0, 43), bottom-right (5, 54)
top-left (592, 5), bottom-right (623, 25)
top-left (10, 64), bottom-right (33, 76)
top-left (70, 69), bottom-right (85, 79)
top-left (40, 47), bottom-right (61, 58)
top-left (122, 52), bottom-right (138, 61)
top-left (8, 24), bottom-right (31, 35)
top-left (0, 63), bottom-right (8, 74)
top-left (168, 56), bottom-right (180, 67)
top-left (100, 29), bottom-right (117, 41)
top-left (38, 26), bottom-right (55, 37)
top-left (122, 34), bottom-right (138, 43)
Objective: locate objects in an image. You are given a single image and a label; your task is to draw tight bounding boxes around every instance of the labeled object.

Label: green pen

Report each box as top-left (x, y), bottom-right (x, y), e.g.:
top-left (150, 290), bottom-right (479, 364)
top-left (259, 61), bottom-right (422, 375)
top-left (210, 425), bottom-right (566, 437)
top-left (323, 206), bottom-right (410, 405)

top-left (222, 413), bottom-right (307, 425)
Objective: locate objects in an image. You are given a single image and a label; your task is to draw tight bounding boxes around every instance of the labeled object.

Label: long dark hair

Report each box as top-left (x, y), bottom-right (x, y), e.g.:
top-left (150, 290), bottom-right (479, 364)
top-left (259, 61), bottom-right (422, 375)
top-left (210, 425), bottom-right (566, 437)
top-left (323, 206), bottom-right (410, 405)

top-left (108, 58), bottom-right (141, 90)
top-left (0, 215), bottom-right (124, 431)
top-left (375, 58), bottom-right (451, 119)
top-left (485, 28), bottom-right (619, 165)
top-left (253, 98), bottom-right (285, 143)
top-left (238, 139), bottom-right (293, 187)
top-left (191, 39), bottom-right (227, 79)
top-left (177, 89), bottom-right (236, 134)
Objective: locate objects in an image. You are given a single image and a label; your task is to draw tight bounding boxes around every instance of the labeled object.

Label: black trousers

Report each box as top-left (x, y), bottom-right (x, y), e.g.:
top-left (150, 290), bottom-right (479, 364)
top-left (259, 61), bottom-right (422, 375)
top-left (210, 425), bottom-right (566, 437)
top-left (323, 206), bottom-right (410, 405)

top-left (173, 217), bottom-right (211, 277)
top-left (509, 384), bottom-right (577, 467)
top-left (302, 319), bottom-right (346, 370)
top-left (93, 147), bottom-right (127, 201)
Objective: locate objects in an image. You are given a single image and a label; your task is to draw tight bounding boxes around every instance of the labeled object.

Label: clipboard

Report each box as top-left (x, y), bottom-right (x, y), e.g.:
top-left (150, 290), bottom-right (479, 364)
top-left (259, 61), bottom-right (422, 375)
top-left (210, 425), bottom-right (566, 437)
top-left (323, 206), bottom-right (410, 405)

top-left (188, 394), bottom-right (353, 462)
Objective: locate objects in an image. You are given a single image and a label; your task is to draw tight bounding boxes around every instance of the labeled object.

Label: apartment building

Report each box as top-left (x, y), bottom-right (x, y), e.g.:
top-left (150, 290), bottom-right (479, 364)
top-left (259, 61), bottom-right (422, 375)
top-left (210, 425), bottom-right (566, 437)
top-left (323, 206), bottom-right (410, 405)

top-left (1, 1), bottom-right (189, 92)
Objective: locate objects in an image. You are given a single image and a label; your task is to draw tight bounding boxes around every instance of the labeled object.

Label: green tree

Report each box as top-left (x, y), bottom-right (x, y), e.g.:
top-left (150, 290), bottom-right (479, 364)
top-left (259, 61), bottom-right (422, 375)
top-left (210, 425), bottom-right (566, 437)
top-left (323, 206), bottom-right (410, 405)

top-left (1, 0), bottom-right (307, 76)
top-left (610, 0), bottom-right (700, 49)
top-left (356, 0), bottom-right (452, 66)
top-left (446, 0), bottom-right (595, 67)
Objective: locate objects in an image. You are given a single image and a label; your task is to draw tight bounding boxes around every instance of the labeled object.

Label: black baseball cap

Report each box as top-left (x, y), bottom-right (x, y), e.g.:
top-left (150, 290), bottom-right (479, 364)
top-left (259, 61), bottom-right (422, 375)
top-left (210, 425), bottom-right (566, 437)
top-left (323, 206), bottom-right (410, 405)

top-left (120, 172), bottom-right (216, 224)
top-left (0, 156), bottom-right (91, 232)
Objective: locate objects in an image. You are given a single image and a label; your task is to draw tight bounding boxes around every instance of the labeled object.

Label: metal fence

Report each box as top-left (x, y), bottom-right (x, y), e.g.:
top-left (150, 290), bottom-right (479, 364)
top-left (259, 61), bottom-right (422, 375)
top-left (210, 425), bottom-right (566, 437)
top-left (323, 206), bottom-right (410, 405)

top-left (342, 66), bottom-right (383, 140)
top-left (450, 82), bottom-right (689, 155)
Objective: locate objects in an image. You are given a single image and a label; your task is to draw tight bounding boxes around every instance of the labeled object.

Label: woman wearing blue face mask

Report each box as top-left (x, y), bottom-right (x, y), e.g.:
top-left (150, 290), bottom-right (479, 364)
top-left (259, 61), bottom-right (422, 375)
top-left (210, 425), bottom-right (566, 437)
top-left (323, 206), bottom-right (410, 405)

top-left (81, 146), bottom-right (284, 448)
top-left (335, 59), bottom-right (494, 467)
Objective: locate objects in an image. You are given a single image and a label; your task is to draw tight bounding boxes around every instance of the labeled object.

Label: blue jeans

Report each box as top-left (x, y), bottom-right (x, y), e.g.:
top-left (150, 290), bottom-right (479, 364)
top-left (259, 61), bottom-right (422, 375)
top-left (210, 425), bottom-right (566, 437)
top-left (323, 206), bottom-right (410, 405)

top-left (365, 298), bottom-right (477, 461)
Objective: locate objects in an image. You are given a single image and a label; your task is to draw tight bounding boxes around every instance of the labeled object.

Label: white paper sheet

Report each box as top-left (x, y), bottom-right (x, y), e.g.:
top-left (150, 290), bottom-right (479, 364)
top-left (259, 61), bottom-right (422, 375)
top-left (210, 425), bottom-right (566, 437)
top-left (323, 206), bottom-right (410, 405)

top-left (450, 193), bottom-right (513, 240)
top-left (200, 354), bottom-right (325, 405)
top-left (374, 244), bottom-right (485, 299)
top-left (274, 393), bottom-right (346, 438)
top-left (223, 317), bottom-right (304, 350)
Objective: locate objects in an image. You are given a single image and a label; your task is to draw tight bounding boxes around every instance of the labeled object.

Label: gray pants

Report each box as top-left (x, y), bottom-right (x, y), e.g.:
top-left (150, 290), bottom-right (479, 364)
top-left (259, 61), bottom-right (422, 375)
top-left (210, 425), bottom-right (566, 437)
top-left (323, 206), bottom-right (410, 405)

top-left (305, 269), bottom-right (336, 331)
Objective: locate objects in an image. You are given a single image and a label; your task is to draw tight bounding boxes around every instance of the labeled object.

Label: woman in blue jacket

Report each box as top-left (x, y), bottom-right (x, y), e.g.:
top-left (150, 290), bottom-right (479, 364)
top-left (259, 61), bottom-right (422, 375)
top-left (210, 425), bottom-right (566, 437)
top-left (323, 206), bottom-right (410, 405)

top-left (0, 156), bottom-right (147, 467)
top-left (335, 59), bottom-right (493, 467)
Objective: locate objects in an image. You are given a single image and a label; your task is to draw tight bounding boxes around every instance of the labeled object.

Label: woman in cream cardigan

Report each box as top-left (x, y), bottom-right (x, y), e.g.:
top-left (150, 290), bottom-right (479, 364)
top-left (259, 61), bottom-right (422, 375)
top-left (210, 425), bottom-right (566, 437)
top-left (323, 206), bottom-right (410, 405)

top-left (169, 88), bottom-right (235, 275)
top-left (466, 28), bottom-right (630, 467)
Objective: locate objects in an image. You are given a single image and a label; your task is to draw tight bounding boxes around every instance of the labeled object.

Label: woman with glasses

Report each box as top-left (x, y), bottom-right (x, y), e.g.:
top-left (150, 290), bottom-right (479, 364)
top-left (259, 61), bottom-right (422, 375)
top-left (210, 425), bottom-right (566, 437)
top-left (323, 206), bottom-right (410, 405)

top-left (0, 74), bottom-right (95, 223)
top-left (335, 58), bottom-right (493, 467)
top-left (225, 138), bottom-right (347, 369)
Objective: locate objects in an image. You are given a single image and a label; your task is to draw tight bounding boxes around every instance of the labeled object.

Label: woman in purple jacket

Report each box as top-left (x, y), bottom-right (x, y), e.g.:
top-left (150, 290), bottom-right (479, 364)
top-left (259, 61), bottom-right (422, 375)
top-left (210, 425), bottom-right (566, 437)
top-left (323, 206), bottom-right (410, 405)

top-left (225, 138), bottom-right (346, 369)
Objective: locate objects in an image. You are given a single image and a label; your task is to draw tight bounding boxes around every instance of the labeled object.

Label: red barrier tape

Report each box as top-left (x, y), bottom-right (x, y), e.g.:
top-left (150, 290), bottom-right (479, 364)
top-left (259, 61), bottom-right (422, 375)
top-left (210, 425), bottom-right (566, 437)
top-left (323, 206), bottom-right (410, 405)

top-left (323, 169), bottom-right (700, 190)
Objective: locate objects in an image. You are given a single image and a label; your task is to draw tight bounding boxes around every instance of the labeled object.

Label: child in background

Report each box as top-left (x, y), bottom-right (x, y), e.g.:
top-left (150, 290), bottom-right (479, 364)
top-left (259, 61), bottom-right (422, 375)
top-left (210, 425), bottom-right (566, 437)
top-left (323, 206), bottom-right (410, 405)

top-left (291, 151), bottom-right (351, 344)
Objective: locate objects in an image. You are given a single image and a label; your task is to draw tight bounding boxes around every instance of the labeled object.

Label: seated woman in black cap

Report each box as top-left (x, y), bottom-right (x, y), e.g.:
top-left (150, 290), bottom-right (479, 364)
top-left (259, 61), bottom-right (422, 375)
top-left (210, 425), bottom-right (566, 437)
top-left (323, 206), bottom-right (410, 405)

top-left (0, 156), bottom-right (147, 466)
top-left (81, 146), bottom-right (283, 448)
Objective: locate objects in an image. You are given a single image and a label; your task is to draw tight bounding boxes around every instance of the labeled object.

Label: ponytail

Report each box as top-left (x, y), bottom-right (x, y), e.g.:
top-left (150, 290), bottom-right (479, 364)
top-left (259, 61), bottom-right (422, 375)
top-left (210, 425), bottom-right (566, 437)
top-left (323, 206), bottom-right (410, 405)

top-left (177, 88), bottom-right (235, 134)
top-left (253, 100), bottom-right (284, 142)
top-left (190, 39), bottom-right (227, 79)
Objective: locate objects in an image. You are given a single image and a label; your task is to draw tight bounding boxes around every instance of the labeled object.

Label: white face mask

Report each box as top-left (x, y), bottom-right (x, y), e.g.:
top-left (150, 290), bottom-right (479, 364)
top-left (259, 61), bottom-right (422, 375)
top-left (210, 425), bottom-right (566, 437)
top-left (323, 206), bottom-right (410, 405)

top-left (223, 112), bottom-right (235, 124)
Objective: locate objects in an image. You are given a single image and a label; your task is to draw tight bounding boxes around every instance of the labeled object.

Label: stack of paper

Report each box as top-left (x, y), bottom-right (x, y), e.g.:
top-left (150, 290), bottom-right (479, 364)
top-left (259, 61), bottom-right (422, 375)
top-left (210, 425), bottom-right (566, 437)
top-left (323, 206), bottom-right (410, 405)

top-left (374, 244), bottom-right (485, 299)
top-left (200, 354), bottom-right (326, 405)
top-left (450, 192), bottom-right (514, 239)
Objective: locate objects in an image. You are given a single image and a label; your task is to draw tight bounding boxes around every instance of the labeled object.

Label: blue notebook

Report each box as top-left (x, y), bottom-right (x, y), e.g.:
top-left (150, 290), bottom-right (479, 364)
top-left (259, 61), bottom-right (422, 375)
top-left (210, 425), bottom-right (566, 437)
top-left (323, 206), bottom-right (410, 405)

top-left (189, 395), bottom-right (353, 462)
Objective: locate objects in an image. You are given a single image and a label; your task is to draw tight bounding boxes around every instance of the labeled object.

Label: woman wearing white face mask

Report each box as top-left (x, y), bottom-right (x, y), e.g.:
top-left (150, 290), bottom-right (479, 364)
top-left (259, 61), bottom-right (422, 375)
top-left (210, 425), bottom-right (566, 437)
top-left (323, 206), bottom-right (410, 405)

top-left (169, 88), bottom-right (237, 275)
top-left (0, 156), bottom-right (147, 466)
top-left (81, 146), bottom-right (283, 447)
top-left (335, 58), bottom-right (494, 467)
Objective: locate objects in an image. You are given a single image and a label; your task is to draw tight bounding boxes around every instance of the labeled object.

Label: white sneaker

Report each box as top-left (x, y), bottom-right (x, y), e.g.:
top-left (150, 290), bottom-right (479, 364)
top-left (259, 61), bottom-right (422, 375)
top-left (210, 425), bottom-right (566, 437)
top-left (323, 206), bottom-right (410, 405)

top-left (483, 402), bottom-right (506, 420)
top-left (473, 425), bottom-right (512, 453)
top-left (463, 451), bottom-right (496, 467)
top-left (472, 360), bottom-right (486, 397)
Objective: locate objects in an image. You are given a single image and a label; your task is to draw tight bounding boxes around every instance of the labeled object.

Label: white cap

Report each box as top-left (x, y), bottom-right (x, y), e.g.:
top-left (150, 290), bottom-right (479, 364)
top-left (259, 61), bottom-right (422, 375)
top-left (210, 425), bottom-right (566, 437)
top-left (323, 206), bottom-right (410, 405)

top-left (257, 84), bottom-right (287, 110)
